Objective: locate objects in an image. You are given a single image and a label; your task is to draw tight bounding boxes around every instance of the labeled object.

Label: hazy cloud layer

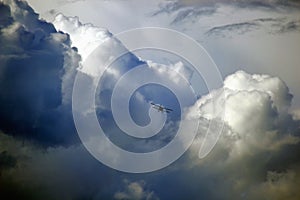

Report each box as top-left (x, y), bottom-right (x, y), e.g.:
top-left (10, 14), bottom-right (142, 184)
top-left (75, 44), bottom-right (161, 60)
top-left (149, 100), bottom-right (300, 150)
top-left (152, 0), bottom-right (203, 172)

top-left (178, 0), bottom-right (300, 8)
top-left (206, 17), bottom-right (300, 37)
top-left (152, 0), bottom-right (300, 25)
top-left (152, 1), bottom-right (217, 24)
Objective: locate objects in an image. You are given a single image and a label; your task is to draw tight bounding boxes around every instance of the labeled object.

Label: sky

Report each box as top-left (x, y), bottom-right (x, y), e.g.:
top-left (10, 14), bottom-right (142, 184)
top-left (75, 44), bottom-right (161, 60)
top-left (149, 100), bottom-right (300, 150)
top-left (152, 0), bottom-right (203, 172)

top-left (0, 0), bottom-right (300, 199)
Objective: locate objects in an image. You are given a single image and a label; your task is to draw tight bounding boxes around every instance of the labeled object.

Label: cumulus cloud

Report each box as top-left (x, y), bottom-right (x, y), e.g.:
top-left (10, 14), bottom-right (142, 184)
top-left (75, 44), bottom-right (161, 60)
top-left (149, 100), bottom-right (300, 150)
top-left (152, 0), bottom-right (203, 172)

top-left (182, 70), bottom-right (300, 199)
top-left (1, 1), bottom-right (300, 200)
top-left (52, 12), bottom-right (198, 154)
top-left (52, 12), bottom-right (146, 85)
top-left (189, 71), bottom-right (298, 152)
top-left (0, 0), bottom-right (80, 145)
top-left (53, 14), bottom-right (111, 62)
top-left (1, 53), bottom-right (299, 199)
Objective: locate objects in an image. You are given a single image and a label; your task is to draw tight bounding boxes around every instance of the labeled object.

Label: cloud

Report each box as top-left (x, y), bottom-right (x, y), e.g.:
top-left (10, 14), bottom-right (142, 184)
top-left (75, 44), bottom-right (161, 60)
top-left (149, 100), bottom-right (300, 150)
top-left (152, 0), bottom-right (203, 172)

top-left (205, 17), bottom-right (300, 37)
top-left (1, 1), bottom-right (300, 199)
top-left (152, 0), bottom-right (300, 22)
top-left (152, 1), bottom-right (182, 16)
top-left (0, 151), bottom-right (17, 172)
top-left (52, 12), bottom-right (199, 154)
top-left (0, 131), bottom-right (161, 200)
top-left (277, 19), bottom-right (300, 33)
top-left (178, 0), bottom-right (300, 8)
top-left (152, 1), bottom-right (217, 24)
top-left (53, 13), bottom-right (112, 62)
top-left (150, 0), bottom-right (300, 36)
top-left (183, 70), bottom-right (300, 199)
top-left (53, 13), bottom-right (146, 83)
top-left (247, 168), bottom-right (300, 200)
top-left (114, 180), bottom-right (159, 200)
top-left (1, 62), bottom-right (300, 199)
top-left (171, 6), bottom-right (216, 24)
top-left (205, 21), bottom-right (259, 37)
top-left (146, 60), bottom-right (194, 84)
top-left (0, 0), bottom-right (80, 145)
top-left (0, 131), bottom-right (114, 199)
top-left (190, 70), bottom-right (297, 142)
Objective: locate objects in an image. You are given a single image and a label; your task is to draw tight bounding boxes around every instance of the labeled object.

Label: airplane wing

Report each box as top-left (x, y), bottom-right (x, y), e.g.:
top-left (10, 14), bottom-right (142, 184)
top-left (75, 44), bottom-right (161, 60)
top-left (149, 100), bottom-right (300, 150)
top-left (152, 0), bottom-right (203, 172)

top-left (150, 102), bottom-right (160, 108)
top-left (151, 104), bottom-right (160, 110)
top-left (164, 107), bottom-right (173, 111)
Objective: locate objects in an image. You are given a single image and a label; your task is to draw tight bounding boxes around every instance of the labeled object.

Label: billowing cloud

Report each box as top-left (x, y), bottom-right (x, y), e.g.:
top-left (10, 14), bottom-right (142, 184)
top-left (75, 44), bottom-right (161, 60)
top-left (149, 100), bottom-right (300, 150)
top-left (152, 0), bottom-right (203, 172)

top-left (52, 12), bottom-right (197, 152)
top-left (1, 1), bottom-right (300, 200)
top-left (52, 12), bottom-right (144, 82)
top-left (190, 71), bottom-right (298, 152)
top-left (182, 70), bottom-right (300, 199)
top-left (53, 13), bottom-right (112, 62)
top-left (0, 0), bottom-right (80, 145)
top-left (1, 65), bottom-right (300, 199)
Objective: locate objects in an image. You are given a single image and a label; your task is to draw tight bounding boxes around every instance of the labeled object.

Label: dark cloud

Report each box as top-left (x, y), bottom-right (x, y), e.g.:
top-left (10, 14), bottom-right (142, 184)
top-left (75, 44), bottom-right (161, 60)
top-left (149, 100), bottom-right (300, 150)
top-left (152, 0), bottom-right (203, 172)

top-left (171, 7), bottom-right (216, 24)
top-left (206, 21), bottom-right (259, 37)
top-left (114, 180), bottom-right (159, 200)
top-left (152, 0), bottom-right (300, 25)
top-left (0, 0), bottom-right (80, 146)
top-left (0, 151), bottom-right (17, 172)
top-left (179, 0), bottom-right (300, 8)
top-left (205, 17), bottom-right (300, 37)
top-left (151, 1), bottom-right (217, 24)
top-left (278, 19), bottom-right (300, 32)
top-left (151, 1), bottom-right (182, 16)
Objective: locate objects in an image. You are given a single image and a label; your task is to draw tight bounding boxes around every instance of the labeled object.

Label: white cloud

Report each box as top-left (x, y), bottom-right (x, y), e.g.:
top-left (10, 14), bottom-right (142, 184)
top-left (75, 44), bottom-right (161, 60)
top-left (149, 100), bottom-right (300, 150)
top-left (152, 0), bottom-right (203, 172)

top-left (1, 1), bottom-right (300, 199)
top-left (53, 13), bottom-right (111, 61)
top-left (147, 60), bottom-right (194, 84)
top-left (114, 180), bottom-right (159, 200)
top-left (53, 13), bottom-right (142, 81)
top-left (183, 70), bottom-right (300, 199)
top-left (189, 71), bottom-right (299, 157)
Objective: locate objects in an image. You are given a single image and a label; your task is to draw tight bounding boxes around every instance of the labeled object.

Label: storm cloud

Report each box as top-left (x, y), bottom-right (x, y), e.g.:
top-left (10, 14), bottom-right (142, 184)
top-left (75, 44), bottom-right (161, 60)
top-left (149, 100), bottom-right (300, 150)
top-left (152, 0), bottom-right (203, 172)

top-left (0, 0), bottom-right (80, 145)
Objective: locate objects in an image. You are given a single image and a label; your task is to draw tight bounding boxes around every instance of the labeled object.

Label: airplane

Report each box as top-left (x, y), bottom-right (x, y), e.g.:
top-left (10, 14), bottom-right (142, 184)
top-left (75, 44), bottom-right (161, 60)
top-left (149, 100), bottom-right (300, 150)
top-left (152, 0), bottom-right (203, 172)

top-left (150, 102), bottom-right (173, 113)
